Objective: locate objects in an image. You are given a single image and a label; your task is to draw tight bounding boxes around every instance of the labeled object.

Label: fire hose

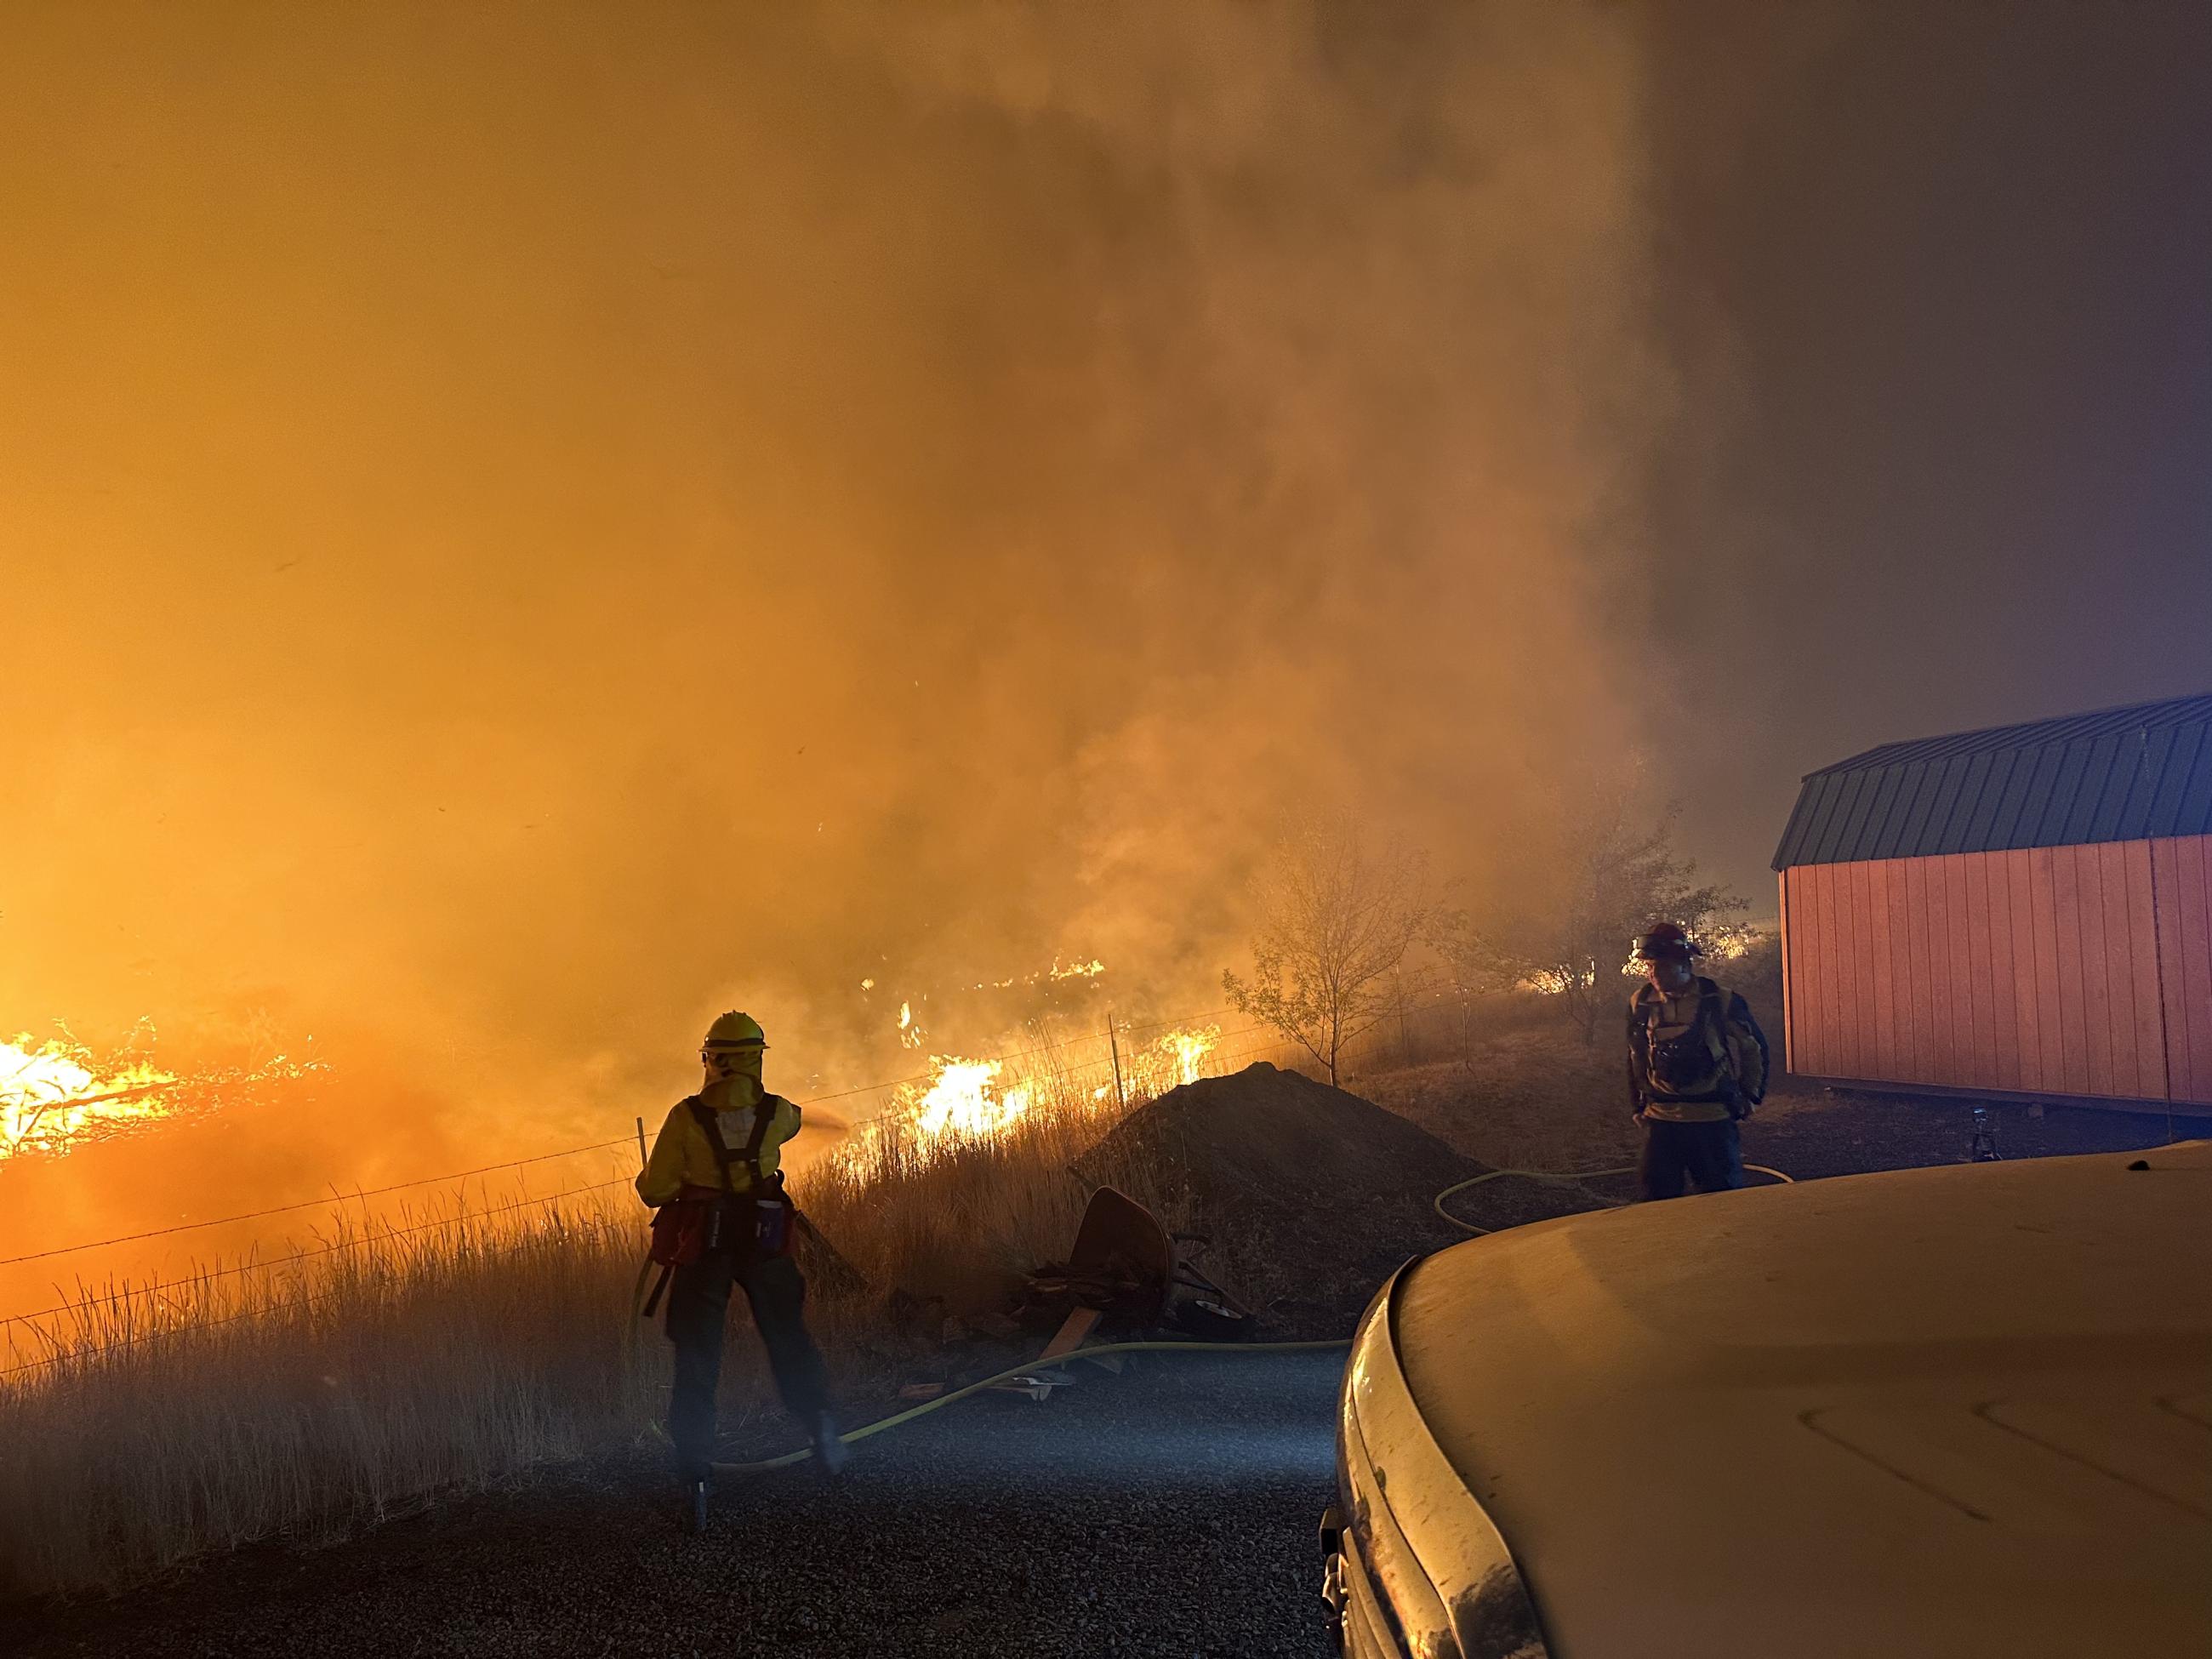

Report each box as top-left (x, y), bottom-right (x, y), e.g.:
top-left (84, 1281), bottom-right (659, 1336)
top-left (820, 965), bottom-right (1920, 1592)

top-left (1431, 1160), bottom-right (1794, 1235)
top-left (642, 1157), bottom-right (1797, 1478)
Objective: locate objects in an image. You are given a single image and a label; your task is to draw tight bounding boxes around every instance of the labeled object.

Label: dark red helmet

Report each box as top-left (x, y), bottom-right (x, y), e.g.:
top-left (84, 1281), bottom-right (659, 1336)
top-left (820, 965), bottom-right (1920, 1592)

top-left (1633, 921), bottom-right (1701, 961)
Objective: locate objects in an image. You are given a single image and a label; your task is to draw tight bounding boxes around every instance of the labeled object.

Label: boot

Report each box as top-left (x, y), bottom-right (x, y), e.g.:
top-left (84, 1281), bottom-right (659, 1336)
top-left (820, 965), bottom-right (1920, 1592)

top-left (812, 1412), bottom-right (851, 1479)
top-left (681, 1477), bottom-right (710, 1536)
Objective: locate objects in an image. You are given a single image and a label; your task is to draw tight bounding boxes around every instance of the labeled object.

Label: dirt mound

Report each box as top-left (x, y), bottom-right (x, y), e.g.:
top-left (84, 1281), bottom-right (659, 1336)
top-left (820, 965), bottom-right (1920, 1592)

top-left (1081, 1062), bottom-right (1485, 1335)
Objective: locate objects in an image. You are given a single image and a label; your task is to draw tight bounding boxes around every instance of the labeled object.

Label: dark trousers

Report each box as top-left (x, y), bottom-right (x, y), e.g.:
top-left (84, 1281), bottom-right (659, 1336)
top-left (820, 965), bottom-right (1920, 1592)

top-left (665, 1246), bottom-right (830, 1483)
top-left (1638, 1118), bottom-right (1744, 1201)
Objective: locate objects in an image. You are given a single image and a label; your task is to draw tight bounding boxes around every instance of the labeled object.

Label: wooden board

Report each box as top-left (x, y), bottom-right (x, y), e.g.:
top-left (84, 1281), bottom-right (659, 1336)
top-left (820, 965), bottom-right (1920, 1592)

top-left (1777, 871), bottom-right (1795, 1073)
top-left (1037, 1304), bottom-right (1102, 1362)
top-left (1818, 858), bottom-right (1844, 1076)
top-left (2122, 841), bottom-right (2168, 1099)
top-left (1852, 861), bottom-right (1880, 1080)
top-left (2095, 841), bottom-right (2146, 1096)
top-left (2159, 836), bottom-right (2212, 1103)
top-left (2004, 850), bottom-right (2040, 1094)
top-left (1905, 856), bottom-right (1935, 1085)
top-left (2050, 844), bottom-right (2092, 1095)
top-left (1986, 851), bottom-right (2021, 1092)
top-left (1929, 862), bottom-right (1964, 1084)
top-left (2027, 846), bottom-right (2065, 1092)
top-left (1871, 860), bottom-right (1901, 1080)
top-left (2074, 842), bottom-right (2115, 1097)
top-left (1964, 852), bottom-right (1997, 1087)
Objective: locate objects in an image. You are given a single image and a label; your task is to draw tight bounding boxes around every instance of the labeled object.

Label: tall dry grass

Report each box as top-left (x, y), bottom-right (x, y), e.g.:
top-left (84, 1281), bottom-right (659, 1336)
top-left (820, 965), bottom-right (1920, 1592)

top-left (0, 1029), bottom-right (1249, 1600)
top-left (0, 1193), bottom-right (656, 1598)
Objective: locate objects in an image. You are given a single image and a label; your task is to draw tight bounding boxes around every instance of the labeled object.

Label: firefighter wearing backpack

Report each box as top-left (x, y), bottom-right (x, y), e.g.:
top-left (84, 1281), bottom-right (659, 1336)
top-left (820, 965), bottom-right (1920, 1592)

top-left (637, 1010), bottom-right (847, 1534)
top-left (1626, 922), bottom-right (1770, 1201)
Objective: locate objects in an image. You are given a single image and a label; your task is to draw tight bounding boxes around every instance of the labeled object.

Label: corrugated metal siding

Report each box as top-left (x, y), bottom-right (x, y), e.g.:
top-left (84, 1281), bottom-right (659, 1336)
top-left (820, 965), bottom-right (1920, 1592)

top-left (1774, 693), bottom-right (2212, 869)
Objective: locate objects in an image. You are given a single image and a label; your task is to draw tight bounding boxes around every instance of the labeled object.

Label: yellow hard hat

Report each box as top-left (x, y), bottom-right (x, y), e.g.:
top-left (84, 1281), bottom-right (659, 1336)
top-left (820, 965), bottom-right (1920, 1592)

top-left (702, 1010), bottom-right (767, 1052)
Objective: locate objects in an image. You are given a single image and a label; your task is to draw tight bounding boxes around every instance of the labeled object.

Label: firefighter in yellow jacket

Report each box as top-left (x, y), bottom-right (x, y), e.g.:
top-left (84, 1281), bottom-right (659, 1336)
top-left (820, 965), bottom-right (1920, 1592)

top-left (1626, 922), bottom-right (1770, 1201)
top-left (638, 1011), bottom-right (846, 1533)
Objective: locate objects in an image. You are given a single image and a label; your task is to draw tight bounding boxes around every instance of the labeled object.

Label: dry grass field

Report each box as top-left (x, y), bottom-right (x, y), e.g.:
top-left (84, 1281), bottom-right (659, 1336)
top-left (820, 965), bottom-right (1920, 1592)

top-left (0, 1200), bottom-right (654, 1598)
top-left (0, 1048), bottom-right (1204, 1600)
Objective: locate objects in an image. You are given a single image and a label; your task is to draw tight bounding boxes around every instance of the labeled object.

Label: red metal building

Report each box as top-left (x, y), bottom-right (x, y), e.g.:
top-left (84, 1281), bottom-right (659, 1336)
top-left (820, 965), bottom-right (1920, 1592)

top-left (1773, 693), bottom-right (2212, 1110)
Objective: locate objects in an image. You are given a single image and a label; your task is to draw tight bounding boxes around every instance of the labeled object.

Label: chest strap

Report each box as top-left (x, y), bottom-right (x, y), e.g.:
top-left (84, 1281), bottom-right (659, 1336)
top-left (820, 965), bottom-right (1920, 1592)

top-left (687, 1091), bottom-right (780, 1193)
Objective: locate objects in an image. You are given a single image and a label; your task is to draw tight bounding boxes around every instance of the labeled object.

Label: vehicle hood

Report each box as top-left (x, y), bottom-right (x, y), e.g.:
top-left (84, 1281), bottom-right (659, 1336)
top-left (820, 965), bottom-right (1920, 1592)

top-left (1389, 1142), bottom-right (2212, 1659)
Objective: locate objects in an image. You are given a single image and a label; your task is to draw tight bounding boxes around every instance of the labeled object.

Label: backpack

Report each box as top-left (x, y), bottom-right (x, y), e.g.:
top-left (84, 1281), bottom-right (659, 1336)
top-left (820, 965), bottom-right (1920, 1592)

top-left (1643, 979), bottom-right (1730, 1094)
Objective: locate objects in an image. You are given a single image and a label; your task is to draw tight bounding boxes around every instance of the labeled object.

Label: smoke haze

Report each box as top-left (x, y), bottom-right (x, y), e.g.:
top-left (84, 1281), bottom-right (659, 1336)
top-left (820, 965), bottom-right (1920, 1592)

top-left (3, 2), bottom-right (1655, 1191)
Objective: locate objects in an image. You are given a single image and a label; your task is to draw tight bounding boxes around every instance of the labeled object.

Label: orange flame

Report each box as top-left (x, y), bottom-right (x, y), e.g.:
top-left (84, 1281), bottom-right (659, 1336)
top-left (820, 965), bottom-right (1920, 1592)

top-left (845, 1019), bottom-right (1221, 1171)
top-left (910, 1057), bottom-right (1031, 1140)
top-left (0, 1035), bottom-right (177, 1159)
top-left (0, 1028), bottom-right (325, 1161)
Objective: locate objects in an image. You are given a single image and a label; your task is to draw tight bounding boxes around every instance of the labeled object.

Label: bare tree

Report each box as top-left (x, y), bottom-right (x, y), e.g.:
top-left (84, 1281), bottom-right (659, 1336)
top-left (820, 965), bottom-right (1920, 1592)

top-left (1456, 784), bottom-right (1746, 1045)
top-left (1223, 816), bottom-right (1435, 1086)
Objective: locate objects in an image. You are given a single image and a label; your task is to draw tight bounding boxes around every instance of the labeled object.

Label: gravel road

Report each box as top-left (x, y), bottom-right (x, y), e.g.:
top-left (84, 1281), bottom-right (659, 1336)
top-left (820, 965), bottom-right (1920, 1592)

top-left (9, 1347), bottom-right (1347, 1659)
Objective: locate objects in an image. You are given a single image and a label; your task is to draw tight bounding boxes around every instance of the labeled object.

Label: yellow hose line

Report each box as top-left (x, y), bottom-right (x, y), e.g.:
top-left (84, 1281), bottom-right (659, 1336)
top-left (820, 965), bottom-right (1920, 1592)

top-left (1433, 1160), bottom-right (1794, 1234)
top-left (710, 1338), bottom-right (1352, 1476)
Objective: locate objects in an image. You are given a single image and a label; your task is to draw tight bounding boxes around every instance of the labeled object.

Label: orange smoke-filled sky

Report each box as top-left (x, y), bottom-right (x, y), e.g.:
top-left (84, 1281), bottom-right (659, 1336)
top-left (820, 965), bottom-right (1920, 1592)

top-left (3, 4), bottom-right (1650, 1128)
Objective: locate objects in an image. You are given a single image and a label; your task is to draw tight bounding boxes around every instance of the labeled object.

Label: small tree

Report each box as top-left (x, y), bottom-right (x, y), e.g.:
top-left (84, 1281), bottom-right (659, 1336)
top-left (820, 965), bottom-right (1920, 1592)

top-left (1458, 784), bottom-right (1746, 1045)
top-left (1223, 816), bottom-right (1435, 1086)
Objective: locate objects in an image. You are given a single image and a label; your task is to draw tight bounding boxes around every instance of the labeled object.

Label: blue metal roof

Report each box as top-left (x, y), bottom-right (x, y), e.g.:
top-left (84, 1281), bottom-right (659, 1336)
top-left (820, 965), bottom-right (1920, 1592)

top-left (1772, 693), bottom-right (2212, 869)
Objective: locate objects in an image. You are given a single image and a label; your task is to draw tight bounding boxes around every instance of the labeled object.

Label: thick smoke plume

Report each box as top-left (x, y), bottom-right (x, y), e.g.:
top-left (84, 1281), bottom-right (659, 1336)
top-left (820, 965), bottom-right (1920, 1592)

top-left (0, 3), bottom-right (1661, 1248)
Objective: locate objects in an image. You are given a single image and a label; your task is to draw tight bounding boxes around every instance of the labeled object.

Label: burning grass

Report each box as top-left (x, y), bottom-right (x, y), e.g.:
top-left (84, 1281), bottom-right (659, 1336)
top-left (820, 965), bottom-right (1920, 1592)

top-left (800, 1042), bottom-right (1202, 1318)
top-left (0, 1029), bottom-right (1226, 1601)
top-left (1, 1028), bottom-right (326, 1162)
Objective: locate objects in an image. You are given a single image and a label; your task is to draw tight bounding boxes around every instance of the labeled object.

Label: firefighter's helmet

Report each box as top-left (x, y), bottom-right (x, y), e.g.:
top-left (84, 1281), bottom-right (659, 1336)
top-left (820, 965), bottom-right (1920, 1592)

top-left (702, 1011), bottom-right (768, 1052)
top-left (1632, 921), bottom-right (1702, 962)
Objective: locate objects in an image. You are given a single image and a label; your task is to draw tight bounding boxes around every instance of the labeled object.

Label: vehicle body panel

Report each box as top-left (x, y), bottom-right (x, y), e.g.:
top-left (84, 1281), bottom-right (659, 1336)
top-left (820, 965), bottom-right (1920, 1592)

top-left (1333, 1143), bottom-right (2212, 1658)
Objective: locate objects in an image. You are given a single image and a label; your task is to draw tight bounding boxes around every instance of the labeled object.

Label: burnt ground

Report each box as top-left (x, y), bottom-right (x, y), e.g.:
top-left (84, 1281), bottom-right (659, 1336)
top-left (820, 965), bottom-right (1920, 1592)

top-left (6, 1052), bottom-right (2195, 1659)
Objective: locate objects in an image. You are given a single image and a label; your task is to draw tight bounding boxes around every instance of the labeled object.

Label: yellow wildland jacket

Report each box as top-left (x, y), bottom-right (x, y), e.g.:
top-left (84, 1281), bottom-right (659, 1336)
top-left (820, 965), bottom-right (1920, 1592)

top-left (636, 1073), bottom-right (801, 1206)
